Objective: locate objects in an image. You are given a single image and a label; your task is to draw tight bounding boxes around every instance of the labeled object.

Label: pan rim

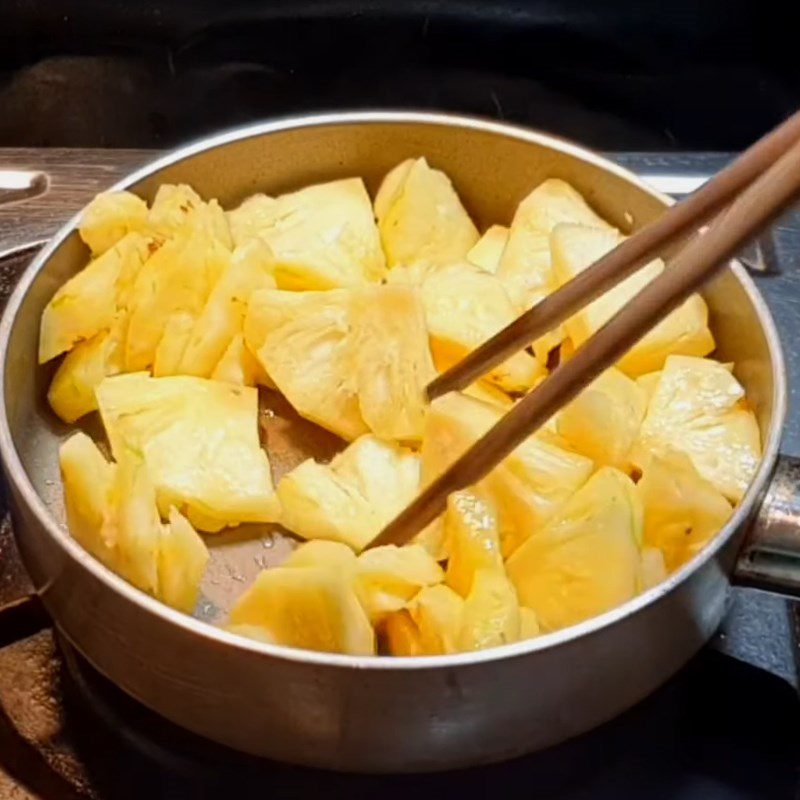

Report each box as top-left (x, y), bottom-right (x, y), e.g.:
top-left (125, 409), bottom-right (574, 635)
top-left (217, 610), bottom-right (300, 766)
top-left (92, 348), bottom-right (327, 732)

top-left (0, 109), bottom-right (786, 671)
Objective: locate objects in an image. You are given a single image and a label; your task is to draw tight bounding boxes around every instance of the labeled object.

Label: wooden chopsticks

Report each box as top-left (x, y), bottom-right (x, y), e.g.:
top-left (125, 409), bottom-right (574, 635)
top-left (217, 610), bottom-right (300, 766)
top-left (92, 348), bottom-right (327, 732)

top-left (427, 108), bottom-right (800, 401)
top-left (369, 114), bottom-right (800, 549)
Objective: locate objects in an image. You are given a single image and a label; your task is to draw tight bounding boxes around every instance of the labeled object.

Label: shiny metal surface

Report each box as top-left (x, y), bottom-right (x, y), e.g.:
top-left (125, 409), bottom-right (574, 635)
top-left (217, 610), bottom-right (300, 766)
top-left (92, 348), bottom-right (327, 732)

top-left (0, 112), bottom-right (789, 771)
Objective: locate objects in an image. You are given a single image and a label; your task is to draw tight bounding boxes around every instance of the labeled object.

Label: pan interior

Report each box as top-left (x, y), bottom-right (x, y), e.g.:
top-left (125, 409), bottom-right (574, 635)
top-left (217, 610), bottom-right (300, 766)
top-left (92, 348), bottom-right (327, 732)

top-left (3, 117), bottom-right (778, 624)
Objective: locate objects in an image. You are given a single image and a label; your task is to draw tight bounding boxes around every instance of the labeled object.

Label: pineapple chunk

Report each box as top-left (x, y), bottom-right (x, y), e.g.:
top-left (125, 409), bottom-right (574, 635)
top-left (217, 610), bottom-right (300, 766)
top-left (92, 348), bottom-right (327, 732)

top-left (550, 224), bottom-right (715, 376)
top-left (467, 225), bottom-right (509, 273)
top-left (59, 432), bottom-right (116, 567)
top-left (274, 434), bottom-right (420, 551)
top-left (636, 370), bottom-right (662, 403)
top-left (152, 312), bottom-right (195, 377)
top-left (39, 232), bottom-right (149, 363)
top-left (148, 184), bottom-right (232, 249)
top-left (421, 263), bottom-right (544, 393)
top-left (229, 566), bottom-right (375, 655)
top-left (639, 546), bottom-right (668, 590)
top-left (283, 540), bottom-right (358, 570)
top-left (125, 226), bottom-right (229, 371)
top-left (59, 433), bottom-right (208, 612)
top-left (408, 584), bottom-right (464, 655)
top-left (350, 284), bottom-right (436, 442)
top-left (48, 326), bottom-right (123, 422)
top-left (422, 392), bottom-right (594, 555)
top-left (637, 450), bottom-right (733, 571)
top-left (178, 240), bottom-right (276, 377)
top-left (211, 333), bottom-right (271, 387)
top-left (444, 491), bottom-right (503, 598)
top-left (79, 191), bottom-right (149, 256)
top-left (632, 356), bottom-right (761, 502)
top-left (355, 544), bottom-right (443, 621)
top-left (375, 158), bottom-right (479, 267)
top-left (506, 467), bottom-right (643, 632)
top-left (381, 610), bottom-right (425, 657)
top-left (497, 179), bottom-right (612, 310)
top-left (158, 507), bottom-right (210, 613)
top-left (458, 569), bottom-right (521, 651)
top-left (244, 288), bottom-right (368, 441)
top-left (519, 607), bottom-right (541, 639)
top-left (96, 374), bottom-right (276, 531)
top-left (556, 367), bottom-right (647, 472)
top-left (228, 178), bottom-right (385, 289)
top-left (462, 381), bottom-right (513, 409)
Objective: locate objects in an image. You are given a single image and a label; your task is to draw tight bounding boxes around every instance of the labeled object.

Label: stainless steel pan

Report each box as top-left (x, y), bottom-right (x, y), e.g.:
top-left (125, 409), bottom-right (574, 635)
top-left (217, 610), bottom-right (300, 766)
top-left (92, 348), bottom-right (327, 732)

top-left (0, 111), bottom-right (798, 773)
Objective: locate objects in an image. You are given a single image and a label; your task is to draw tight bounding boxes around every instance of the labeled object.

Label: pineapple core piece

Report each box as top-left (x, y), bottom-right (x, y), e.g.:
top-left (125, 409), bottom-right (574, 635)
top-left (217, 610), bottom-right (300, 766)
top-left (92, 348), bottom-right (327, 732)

top-left (273, 434), bottom-right (420, 552)
top-left (506, 467), bottom-right (642, 632)
top-left (227, 178), bottom-right (386, 289)
top-left (632, 355), bottom-right (761, 503)
top-left (550, 223), bottom-right (715, 376)
top-left (467, 225), bottom-right (509, 274)
top-left (458, 568), bottom-right (521, 651)
top-left (96, 373), bottom-right (275, 532)
top-left (374, 157), bottom-right (479, 267)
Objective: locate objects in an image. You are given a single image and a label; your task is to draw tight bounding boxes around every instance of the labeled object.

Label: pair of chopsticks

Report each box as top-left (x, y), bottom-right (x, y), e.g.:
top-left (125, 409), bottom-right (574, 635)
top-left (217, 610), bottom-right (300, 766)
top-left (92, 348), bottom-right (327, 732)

top-left (369, 110), bottom-right (800, 549)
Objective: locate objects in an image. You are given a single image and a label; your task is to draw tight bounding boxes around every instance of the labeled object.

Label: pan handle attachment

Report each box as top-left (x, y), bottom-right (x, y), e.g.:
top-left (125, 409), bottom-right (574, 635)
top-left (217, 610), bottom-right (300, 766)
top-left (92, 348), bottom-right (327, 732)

top-left (734, 454), bottom-right (800, 597)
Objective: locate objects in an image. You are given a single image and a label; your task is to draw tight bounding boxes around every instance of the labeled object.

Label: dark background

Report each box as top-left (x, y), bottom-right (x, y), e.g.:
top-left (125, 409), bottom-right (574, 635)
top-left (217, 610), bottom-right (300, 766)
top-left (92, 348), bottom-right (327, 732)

top-left (1, 0), bottom-right (797, 150)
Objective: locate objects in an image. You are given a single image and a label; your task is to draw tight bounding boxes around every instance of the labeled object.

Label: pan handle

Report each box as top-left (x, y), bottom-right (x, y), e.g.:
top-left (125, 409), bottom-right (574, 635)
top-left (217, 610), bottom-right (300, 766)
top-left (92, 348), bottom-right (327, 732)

top-left (734, 454), bottom-right (800, 597)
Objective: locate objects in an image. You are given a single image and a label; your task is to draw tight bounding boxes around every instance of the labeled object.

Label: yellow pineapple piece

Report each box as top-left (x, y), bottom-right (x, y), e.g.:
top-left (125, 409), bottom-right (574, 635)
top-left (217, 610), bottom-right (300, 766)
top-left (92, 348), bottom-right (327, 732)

top-left (210, 333), bottom-right (271, 387)
top-left (375, 157), bottom-right (479, 267)
top-left (497, 179), bottom-right (612, 310)
top-left (636, 370), bottom-right (662, 403)
top-left (59, 432), bottom-right (116, 567)
top-left (39, 232), bottom-right (149, 363)
top-left (111, 450), bottom-right (167, 595)
top-left (350, 284), bottom-right (436, 442)
top-left (227, 178), bottom-right (385, 289)
top-left (637, 449), bottom-right (733, 572)
top-left (283, 540), bottom-right (358, 571)
top-left (178, 239), bottom-right (276, 377)
top-left (244, 288), bottom-right (368, 441)
top-left (228, 566), bottom-right (375, 655)
top-left (60, 433), bottom-right (208, 611)
top-left (355, 544), bottom-right (443, 621)
top-left (632, 356), bottom-right (761, 502)
top-left (550, 224), bottom-right (715, 376)
top-left (226, 624), bottom-right (276, 644)
top-left (506, 467), bottom-right (642, 632)
top-left (125, 226), bottom-right (229, 371)
top-left (556, 367), bottom-right (647, 472)
top-left (462, 381), bottom-right (513, 409)
top-left (148, 184), bottom-right (232, 249)
top-left (274, 434), bottom-right (420, 551)
top-left (158, 507), bottom-right (210, 613)
top-left (412, 517), bottom-right (449, 562)
top-left (444, 490), bottom-right (503, 598)
top-left (381, 610), bottom-right (425, 657)
top-left (48, 326), bottom-right (123, 422)
top-left (96, 374), bottom-right (276, 531)
top-left (408, 584), bottom-right (464, 655)
top-left (458, 568), bottom-right (521, 651)
top-left (467, 225), bottom-right (509, 273)
top-left (152, 312), bottom-right (195, 377)
top-left (639, 546), bottom-right (668, 591)
top-left (421, 263), bottom-right (544, 393)
top-left (422, 392), bottom-right (594, 555)
top-left (79, 191), bottom-right (149, 256)
top-left (519, 606), bottom-right (540, 639)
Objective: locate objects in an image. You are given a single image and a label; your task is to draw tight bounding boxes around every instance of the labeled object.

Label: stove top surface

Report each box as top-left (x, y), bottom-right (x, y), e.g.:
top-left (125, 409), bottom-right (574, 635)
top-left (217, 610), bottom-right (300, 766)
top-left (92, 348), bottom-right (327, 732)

top-left (0, 148), bottom-right (798, 799)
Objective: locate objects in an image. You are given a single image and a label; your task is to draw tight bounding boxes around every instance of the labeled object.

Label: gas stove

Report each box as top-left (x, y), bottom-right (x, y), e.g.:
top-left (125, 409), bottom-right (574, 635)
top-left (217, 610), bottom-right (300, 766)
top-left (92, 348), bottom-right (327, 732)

top-left (0, 149), bottom-right (798, 799)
